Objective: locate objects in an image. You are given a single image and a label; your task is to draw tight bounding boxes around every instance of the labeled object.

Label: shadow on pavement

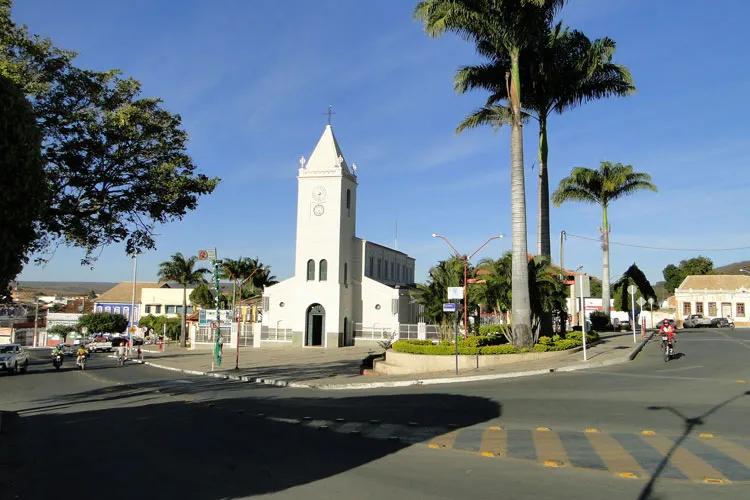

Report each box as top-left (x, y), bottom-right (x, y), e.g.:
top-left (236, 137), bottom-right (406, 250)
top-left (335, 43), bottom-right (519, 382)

top-left (638, 390), bottom-right (750, 500)
top-left (9, 389), bottom-right (501, 500)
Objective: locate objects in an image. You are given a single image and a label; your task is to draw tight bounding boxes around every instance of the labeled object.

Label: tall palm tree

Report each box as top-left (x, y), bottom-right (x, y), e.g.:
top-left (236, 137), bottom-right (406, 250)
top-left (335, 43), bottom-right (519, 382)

top-left (455, 23), bottom-right (635, 259)
top-left (552, 162), bottom-right (657, 317)
top-left (222, 256), bottom-right (278, 307)
top-left (158, 252), bottom-right (209, 347)
top-left (415, 0), bottom-right (565, 348)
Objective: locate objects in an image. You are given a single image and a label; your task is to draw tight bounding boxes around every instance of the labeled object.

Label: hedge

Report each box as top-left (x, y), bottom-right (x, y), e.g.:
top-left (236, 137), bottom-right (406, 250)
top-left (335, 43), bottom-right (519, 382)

top-left (391, 330), bottom-right (599, 356)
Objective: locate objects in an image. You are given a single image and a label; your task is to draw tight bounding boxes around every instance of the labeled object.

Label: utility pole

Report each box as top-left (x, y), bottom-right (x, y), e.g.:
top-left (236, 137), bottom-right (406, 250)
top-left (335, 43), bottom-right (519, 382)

top-left (214, 255), bottom-right (222, 367)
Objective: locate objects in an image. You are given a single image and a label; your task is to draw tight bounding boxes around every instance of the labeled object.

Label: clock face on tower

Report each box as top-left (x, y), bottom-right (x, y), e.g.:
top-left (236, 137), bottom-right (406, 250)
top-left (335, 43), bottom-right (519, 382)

top-left (312, 186), bottom-right (327, 202)
top-left (313, 204), bottom-right (325, 216)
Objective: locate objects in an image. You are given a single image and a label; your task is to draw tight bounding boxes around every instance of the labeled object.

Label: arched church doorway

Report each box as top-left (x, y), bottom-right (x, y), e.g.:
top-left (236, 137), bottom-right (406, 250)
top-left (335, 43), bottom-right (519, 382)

top-left (305, 304), bottom-right (325, 346)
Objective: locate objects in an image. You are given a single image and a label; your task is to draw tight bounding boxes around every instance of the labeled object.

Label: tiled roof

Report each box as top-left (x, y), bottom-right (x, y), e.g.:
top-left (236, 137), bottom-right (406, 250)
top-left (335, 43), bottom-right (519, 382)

top-left (95, 282), bottom-right (164, 303)
top-left (677, 275), bottom-right (750, 291)
top-left (59, 299), bottom-right (95, 314)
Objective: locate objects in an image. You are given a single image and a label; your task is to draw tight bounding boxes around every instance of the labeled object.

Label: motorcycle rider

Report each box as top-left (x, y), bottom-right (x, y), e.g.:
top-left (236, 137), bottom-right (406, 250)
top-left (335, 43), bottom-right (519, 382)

top-left (659, 319), bottom-right (677, 351)
top-left (52, 344), bottom-right (64, 366)
top-left (76, 345), bottom-right (88, 368)
top-left (116, 343), bottom-right (127, 365)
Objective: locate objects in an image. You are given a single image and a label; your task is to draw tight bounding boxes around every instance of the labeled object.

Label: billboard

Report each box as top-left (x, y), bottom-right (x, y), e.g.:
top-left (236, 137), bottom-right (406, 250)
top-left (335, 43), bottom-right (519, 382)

top-left (198, 309), bottom-right (233, 327)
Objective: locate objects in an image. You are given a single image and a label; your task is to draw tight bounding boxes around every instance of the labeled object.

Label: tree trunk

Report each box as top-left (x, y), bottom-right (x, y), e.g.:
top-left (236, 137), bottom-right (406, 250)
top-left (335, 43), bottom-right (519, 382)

top-left (509, 52), bottom-right (533, 348)
top-left (180, 285), bottom-right (187, 347)
top-left (536, 115), bottom-right (551, 258)
top-left (537, 116), bottom-right (553, 338)
top-left (601, 204), bottom-right (611, 317)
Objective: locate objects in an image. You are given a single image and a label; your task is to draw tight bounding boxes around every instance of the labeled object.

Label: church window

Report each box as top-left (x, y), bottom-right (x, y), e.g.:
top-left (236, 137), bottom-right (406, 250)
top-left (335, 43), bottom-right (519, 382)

top-left (397, 264), bottom-right (400, 281)
top-left (368, 256), bottom-right (373, 277)
top-left (377, 259), bottom-right (382, 278)
top-left (391, 262), bottom-right (394, 279)
top-left (346, 189), bottom-right (351, 217)
top-left (319, 260), bottom-right (328, 281)
top-left (344, 262), bottom-right (348, 284)
top-left (307, 259), bottom-right (315, 281)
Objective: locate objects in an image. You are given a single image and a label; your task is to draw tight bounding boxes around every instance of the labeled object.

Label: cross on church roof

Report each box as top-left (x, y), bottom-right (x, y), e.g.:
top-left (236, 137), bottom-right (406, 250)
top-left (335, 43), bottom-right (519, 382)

top-left (323, 104), bottom-right (335, 125)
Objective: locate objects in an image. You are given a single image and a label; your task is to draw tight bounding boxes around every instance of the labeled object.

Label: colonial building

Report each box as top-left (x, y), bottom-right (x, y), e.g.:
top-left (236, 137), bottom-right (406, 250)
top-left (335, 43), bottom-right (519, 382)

top-left (260, 124), bottom-right (418, 348)
top-left (675, 275), bottom-right (750, 326)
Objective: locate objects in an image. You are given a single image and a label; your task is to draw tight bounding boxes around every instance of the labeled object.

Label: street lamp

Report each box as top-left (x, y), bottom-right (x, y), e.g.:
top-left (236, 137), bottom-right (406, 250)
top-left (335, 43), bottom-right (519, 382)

top-left (128, 253), bottom-right (140, 355)
top-left (432, 233), bottom-right (505, 339)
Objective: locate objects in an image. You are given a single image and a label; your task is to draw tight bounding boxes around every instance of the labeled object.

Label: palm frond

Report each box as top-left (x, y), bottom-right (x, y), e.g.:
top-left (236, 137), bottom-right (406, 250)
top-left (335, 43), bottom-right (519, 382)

top-left (455, 105), bottom-right (514, 134)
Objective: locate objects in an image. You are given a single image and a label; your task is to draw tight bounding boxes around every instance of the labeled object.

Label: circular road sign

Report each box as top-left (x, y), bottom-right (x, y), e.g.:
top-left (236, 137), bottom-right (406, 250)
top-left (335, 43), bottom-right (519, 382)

top-left (627, 285), bottom-right (637, 295)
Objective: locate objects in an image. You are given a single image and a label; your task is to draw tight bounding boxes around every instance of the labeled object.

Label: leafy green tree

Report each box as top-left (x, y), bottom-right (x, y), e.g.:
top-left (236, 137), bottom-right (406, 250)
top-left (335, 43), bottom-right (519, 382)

top-left (77, 312), bottom-right (128, 334)
top-left (415, 0), bottom-right (565, 348)
top-left (661, 256), bottom-right (714, 293)
top-left (680, 256), bottom-right (713, 276)
top-left (454, 23), bottom-right (634, 258)
top-left (411, 256), bottom-right (464, 337)
top-left (47, 324), bottom-right (75, 343)
top-left (552, 161), bottom-right (657, 317)
top-left (87, 289), bottom-right (97, 300)
top-left (137, 314), bottom-right (181, 340)
top-left (189, 283), bottom-right (215, 310)
top-left (157, 252), bottom-right (209, 347)
top-left (612, 263), bottom-right (657, 314)
top-left (0, 73), bottom-right (46, 302)
top-left (0, 0), bottom-right (219, 266)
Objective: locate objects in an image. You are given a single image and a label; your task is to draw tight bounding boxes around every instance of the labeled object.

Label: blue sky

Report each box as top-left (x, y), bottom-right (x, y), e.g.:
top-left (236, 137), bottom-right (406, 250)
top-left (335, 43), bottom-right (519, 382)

top-left (14, 0), bottom-right (750, 287)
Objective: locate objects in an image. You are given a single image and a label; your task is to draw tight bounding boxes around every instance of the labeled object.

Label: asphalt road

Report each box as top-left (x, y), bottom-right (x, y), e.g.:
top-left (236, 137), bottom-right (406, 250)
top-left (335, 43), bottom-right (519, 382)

top-left (1, 328), bottom-right (749, 500)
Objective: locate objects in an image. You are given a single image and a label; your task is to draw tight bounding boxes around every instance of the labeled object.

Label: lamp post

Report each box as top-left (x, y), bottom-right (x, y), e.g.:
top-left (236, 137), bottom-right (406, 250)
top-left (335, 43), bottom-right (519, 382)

top-left (223, 265), bottom-right (264, 371)
top-left (128, 253), bottom-right (138, 355)
top-left (432, 233), bottom-right (505, 339)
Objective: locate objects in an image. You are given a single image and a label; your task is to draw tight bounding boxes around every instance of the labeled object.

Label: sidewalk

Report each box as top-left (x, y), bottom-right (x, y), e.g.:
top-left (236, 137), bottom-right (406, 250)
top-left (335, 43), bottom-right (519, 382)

top-left (136, 332), bottom-right (654, 390)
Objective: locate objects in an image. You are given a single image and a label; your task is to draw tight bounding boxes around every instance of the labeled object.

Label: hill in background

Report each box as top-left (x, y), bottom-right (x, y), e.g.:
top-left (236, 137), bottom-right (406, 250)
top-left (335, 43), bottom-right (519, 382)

top-left (713, 260), bottom-right (750, 274)
top-left (14, 281), bottom-right (118, 299)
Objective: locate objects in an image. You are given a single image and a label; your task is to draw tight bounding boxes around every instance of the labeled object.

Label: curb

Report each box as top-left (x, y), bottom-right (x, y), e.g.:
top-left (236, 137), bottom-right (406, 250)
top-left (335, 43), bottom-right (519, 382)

top-left (628, 332), bottom-right (655, 361)
top-left (136, 342), bottom-right (641, 391)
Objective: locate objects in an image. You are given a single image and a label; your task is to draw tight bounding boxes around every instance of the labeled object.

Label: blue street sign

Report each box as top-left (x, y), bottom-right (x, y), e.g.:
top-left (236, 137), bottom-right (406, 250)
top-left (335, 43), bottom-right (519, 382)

top-left (443, 303), bottom-right (456, 312)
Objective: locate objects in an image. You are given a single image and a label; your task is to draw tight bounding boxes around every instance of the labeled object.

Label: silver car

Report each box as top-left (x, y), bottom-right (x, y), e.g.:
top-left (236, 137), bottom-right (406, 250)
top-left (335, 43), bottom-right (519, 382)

top-left (0, 344), bottom-right (30, 374)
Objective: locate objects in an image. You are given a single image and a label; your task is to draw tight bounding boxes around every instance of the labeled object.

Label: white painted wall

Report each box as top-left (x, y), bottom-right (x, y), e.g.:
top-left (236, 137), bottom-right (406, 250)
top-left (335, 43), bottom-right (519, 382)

top-left (140, 287), bottom-right (195, 319)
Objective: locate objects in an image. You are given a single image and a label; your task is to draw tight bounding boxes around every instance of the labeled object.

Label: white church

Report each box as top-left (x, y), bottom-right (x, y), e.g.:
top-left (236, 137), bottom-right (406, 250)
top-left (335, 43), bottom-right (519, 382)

top-left (260, 124), bottom-right (419, 348)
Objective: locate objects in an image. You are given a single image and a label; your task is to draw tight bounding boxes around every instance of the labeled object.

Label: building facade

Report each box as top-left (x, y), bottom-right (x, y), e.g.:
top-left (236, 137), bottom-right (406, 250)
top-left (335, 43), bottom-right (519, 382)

top-left (260, 125), bottom-right (418, 348)
top-left (675, 275), bottom-right (750, 326)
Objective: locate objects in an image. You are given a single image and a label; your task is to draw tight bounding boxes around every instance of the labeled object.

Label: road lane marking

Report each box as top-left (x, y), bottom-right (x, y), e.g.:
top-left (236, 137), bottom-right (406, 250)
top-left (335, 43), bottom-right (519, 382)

top-left (479, 427), bottom-right (507, 458)
top-left (696, 437), bottom-right (750, 481)
top-left (611, 433), bottom-right (686, 479)
top-left (557, 431), bottom-right (607, 471)
top-left (532, 429), bottom-right (568, 467)
top-left (641, 434), bottom-right (726, 483)
top-left (429, 430), bottom-right (460, 449)
top-left (586, 432), bottom-right (645, 478)
top-left (719, 331), bottom-right (750, 350)
top-left (451, 428), bottom-right (485, 452)
top-left (656, 365), bottom-right (704, 373)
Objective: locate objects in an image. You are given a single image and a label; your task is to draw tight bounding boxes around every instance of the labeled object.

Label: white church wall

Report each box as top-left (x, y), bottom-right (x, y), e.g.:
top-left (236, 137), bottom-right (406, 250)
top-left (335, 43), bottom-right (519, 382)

top-left (363, 241), bottom-right (415, 287)
top-left (360, 277), bottom-right (400, 332)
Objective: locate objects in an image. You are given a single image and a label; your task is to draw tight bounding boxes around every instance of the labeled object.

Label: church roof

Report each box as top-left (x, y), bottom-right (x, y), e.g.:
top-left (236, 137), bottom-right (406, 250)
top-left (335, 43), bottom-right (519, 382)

top-left (304, 125), bottom-right (352, 174)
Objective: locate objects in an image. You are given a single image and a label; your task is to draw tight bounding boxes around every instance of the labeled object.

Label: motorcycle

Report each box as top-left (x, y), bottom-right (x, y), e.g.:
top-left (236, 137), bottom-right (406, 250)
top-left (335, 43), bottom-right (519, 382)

top-left (661, 335), bottom-right (675, 362)
top-left (52, 353), bottom-right (63, 370)
top-left (76, 355), bottom-right (86, 370)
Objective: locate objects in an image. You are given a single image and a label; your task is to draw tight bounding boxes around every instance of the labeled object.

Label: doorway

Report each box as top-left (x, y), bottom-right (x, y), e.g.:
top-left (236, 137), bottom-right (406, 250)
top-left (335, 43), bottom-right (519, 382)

top-left (722, 302), bottom-right (732, 318)
top-left (305, 304), bottom-right (325, 346)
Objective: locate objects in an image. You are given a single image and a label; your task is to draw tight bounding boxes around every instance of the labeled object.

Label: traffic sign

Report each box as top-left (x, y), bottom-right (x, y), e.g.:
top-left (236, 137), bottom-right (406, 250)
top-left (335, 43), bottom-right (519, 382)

top-left (447, 287), bottom-right (463, 300)
top-left (129, 326), bottom-right (136, 333)
top-left (627, 285), bottom-right (637, 295)
top-left (210, 321), bottom-right (219, 329)
top-left (443, 303), bottom-right (456, 312)
top-left (198, 248), bottom-right (217, 261)
top-left (637, 297), bottom-right (646, 307)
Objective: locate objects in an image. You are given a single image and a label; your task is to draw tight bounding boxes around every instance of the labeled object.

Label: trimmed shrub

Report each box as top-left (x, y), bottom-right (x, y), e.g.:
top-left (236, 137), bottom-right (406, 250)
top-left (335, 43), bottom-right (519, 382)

top-left (479, 345), bottom-right (519, 355)
top-left (589, 311), bottom-right (610, 330)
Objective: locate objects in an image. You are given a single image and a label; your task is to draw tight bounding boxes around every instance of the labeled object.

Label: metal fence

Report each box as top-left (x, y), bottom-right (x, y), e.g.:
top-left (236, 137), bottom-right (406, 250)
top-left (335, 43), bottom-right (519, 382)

top-left (261, 327), bottom-right (293, 342)
top-left (398, 324), bottom-right (419, 340)
top-left (195, 326), bottom-right (230, 344)
top-left (353, 323), bottom-right (396, 340)
top-left (237, 323), bottom-right (253, 346)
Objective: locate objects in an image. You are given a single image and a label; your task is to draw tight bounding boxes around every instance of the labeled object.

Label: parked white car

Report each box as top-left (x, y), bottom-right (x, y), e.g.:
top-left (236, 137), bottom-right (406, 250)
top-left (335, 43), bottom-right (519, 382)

top-left (0, 344), bottom-right (30, 374)
top-left (683, 314), bottom-right (713, 328)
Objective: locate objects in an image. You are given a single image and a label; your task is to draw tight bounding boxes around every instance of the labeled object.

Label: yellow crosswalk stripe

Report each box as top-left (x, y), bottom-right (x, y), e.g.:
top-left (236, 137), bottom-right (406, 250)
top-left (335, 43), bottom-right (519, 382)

top-left (533, 429), bottom-right (568, 467)
top-left (585, 432), bottom-right (645, 478)
top-left (641, 435), bottom-right (727, 482)
top-left (701, 437), bottom-right (750, 468)
top-left (479, 427), bottom-right (507, 457)
top-left (429, 430), bottom-right (460, 450)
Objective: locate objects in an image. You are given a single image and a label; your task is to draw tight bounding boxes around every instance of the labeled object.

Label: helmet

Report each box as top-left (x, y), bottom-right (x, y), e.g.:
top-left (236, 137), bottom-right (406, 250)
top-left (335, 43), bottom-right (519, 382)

top-left (663, 319), bottom-right (670, 325)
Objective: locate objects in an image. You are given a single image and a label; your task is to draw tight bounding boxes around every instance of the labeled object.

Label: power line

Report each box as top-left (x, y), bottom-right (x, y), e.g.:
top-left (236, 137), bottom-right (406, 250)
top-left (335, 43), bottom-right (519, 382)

top-left (564, 232), bottom-right (750, 252)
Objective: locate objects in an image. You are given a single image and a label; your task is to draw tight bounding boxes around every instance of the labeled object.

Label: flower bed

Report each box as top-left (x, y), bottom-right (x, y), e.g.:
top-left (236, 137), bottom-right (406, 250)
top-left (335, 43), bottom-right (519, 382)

top-left (391, 331), bottom-right (599, 356)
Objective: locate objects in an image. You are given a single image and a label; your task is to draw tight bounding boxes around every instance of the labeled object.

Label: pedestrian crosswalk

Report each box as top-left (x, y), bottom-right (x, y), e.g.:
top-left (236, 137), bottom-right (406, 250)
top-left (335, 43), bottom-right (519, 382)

top-left (263, 415), bottom-right (750, 483)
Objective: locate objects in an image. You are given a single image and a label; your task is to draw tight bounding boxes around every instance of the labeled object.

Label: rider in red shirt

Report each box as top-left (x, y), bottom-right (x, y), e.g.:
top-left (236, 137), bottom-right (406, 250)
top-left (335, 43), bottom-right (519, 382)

top-left (659, 319), bottom-right (676, 343)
